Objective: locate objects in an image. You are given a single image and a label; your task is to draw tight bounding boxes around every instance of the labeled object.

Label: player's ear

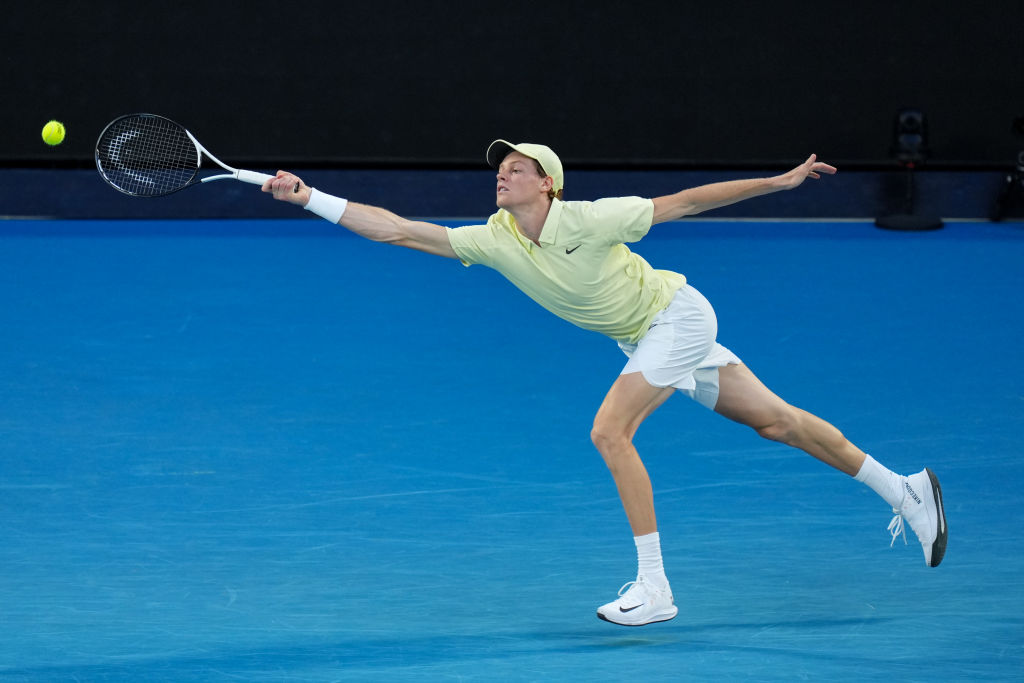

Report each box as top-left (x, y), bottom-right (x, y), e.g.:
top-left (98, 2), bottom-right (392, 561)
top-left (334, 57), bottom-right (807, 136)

top-left (540, 175), bottom-right (554, 192)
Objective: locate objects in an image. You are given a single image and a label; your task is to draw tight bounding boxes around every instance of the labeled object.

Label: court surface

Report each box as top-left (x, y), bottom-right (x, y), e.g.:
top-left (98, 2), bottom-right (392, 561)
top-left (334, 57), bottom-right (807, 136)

top-left (1, 218), bottom-right (1021, 681)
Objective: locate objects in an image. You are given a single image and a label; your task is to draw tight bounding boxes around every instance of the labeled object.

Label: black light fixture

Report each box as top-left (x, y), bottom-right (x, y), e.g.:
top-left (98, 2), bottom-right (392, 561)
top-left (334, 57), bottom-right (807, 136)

top-left (892, 109), bottom-right (929, 165)
top-left (990, 116), bottom-right (1024, 222)
top-left (875, 108), bottom-right (944, 231)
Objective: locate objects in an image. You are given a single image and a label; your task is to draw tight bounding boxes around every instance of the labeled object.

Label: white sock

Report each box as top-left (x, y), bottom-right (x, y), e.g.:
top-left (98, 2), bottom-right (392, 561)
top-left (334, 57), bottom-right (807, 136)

top-left (635, 532), bottom-right (669, 589)
top-left (854, 454), bottom-right (905, 508)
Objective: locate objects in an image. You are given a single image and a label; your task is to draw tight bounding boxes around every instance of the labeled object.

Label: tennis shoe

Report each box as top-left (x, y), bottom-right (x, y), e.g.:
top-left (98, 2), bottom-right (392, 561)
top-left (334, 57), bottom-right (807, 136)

top-left (887, 468), bottom-right (947, 567)
top-left (596, 575), bottom-right (678, 626)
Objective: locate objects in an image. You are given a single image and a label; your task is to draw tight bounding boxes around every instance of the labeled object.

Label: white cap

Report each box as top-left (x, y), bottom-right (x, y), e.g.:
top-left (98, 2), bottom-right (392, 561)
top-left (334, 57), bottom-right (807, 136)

top-left (486, 139), bottom-right (564, 193)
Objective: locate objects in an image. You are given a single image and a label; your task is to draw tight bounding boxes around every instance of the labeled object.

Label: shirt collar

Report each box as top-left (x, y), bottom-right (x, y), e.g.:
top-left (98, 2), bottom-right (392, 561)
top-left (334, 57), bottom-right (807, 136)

top-left (536, 199), bottom-right (563, 246)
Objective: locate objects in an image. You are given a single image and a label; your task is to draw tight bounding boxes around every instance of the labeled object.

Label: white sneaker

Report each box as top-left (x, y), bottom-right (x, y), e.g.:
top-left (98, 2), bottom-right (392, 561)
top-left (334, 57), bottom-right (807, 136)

top-left (596, 576), bottom-right (678, 626)
top-left (888, 468), bottom-right (947, 567)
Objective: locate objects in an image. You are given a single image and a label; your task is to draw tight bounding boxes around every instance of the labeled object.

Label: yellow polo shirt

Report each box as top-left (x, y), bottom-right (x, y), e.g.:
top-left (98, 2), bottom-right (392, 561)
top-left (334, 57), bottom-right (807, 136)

top-left (447, 197), bottom-right (685, 344)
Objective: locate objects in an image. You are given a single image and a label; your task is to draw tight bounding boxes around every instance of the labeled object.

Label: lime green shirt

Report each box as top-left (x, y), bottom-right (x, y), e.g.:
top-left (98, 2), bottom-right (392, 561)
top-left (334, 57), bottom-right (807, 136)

top-left (447, 196), bottom-right (685, 344)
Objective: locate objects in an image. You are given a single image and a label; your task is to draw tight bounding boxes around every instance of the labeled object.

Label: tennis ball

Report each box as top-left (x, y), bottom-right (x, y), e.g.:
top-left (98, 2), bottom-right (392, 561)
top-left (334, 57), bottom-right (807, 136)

top-left (42, 120), bottom-right (66, 146)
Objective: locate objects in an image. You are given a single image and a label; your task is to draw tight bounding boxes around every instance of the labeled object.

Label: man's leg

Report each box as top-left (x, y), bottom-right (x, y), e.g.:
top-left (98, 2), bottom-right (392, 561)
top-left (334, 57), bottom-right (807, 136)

top-left (712, 362), bottom-right (866, 474)
top-left (591, 371), bottom-right (679, 626)
top-left (712, 362), bottom-right (947, 567)
top-left (591, 371), bottom-right (675, 536)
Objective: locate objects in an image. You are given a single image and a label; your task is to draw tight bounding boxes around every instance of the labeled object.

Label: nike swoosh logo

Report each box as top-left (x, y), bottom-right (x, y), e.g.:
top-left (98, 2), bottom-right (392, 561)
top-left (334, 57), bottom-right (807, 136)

top-left (565, 245), bottom-right (581, 254)
top-left (619, 604), bottom-right (644, 613)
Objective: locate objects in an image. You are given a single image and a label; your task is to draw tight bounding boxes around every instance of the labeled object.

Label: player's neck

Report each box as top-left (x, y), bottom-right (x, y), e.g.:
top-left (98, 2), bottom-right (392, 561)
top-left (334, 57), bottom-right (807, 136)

top-left (508, 199), bottom-right (552, 245)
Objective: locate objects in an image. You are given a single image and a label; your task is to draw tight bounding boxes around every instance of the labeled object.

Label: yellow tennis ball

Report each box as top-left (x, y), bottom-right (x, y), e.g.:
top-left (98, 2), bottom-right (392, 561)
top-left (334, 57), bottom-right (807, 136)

top-left (42, 120), bottom-right (66, 146)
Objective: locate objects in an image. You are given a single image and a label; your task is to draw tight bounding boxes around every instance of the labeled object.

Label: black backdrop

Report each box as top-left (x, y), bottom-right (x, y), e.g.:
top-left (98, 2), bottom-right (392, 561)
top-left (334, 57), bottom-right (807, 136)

top-left (5, 1), bottom-right (1023, 169)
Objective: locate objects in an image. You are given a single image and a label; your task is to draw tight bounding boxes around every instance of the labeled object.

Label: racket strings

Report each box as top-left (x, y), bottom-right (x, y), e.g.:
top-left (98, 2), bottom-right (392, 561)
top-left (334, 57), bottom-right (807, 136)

top-left (96, 115), bottom-right (200, 196)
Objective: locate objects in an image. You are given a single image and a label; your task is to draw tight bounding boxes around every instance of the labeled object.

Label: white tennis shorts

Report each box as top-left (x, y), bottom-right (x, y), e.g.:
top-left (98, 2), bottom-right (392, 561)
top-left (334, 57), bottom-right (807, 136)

top-left (619, 284), bottom-right (741, 409)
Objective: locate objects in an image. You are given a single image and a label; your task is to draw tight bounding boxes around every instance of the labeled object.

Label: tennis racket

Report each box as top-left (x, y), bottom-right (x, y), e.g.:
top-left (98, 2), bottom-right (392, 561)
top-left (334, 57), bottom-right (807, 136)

top-left (95, 113), bottom-right (283, 197)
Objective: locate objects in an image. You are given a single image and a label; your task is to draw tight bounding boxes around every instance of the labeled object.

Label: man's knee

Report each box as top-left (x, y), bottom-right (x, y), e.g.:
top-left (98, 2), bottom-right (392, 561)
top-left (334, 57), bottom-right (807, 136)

top-left (591, 423), bottom-right (622, 452)
top-left (591, 420), bottom-right (631, 459)
top-left (754, 407), bottom-right (801, 444)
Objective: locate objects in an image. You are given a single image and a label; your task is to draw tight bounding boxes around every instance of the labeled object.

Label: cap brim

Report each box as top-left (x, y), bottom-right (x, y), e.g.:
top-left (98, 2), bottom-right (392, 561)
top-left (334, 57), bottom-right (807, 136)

top-left (486, 139), bottom-right (517, 169)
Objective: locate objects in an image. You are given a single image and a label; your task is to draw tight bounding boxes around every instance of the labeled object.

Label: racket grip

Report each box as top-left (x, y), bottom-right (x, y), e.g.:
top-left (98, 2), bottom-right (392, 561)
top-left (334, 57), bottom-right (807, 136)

top-left (235, 169), bottom-right (274, 185)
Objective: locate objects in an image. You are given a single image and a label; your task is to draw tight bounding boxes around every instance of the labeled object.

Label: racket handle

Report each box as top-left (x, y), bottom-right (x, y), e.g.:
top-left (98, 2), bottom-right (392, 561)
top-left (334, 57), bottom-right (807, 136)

top-left (234, 169), bottom-right (274, 185)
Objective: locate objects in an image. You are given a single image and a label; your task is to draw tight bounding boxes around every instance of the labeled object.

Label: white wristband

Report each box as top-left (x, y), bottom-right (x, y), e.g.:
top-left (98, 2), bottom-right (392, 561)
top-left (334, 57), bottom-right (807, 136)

top-left (303, 188), bottom-right (349, 224)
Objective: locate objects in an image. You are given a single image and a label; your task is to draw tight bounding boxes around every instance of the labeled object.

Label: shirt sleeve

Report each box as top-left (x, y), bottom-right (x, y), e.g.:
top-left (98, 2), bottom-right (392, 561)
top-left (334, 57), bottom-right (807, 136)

top-left (585, 197), bottom-right (656, 245)
top-left (446, 223), bottom-right (493, 267)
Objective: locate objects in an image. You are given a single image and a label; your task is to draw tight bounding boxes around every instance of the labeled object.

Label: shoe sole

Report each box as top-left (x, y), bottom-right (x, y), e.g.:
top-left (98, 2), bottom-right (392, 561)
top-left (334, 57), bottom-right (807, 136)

top-left (925, 467), bottom-right (947, 567)
top-left (596, 606), bottom-right (678, 627)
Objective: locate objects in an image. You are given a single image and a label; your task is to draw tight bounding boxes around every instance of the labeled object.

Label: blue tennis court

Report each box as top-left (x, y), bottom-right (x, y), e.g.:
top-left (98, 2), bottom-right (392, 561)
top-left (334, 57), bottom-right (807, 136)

top-left (0, 217), bottom-right (1021, 680)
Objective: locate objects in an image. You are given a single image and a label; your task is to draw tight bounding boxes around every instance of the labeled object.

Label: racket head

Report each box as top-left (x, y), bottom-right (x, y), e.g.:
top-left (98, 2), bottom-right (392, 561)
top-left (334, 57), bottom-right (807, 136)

top-left (95, 114), bottom-right (201, 197)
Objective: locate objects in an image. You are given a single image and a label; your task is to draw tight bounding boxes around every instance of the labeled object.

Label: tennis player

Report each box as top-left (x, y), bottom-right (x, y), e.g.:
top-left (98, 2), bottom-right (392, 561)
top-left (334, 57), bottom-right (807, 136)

top-left (263, 142), bottom-right (947, 627)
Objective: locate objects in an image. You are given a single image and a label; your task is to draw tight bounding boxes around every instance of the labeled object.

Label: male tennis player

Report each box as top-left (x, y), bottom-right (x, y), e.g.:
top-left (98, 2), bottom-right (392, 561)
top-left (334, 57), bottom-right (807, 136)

top-left (263, 142), bottom-right (947, 627)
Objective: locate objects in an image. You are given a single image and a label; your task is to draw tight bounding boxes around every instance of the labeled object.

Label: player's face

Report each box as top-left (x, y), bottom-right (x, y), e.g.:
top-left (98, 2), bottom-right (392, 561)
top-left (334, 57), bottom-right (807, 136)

top-left (495, 152), bottom-right (550, 209)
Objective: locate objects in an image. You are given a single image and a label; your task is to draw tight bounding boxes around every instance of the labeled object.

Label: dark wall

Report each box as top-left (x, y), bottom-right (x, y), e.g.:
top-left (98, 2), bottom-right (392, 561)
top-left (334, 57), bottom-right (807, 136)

top-left (6, 1), bottom-right (1023, 169)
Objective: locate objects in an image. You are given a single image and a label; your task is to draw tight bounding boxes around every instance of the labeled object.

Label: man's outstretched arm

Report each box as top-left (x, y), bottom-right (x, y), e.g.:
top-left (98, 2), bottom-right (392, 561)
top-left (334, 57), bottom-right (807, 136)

top-left (650, 154), bottom-right (837, 224)
top-left (264, 171), bottom-right (458, 258)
